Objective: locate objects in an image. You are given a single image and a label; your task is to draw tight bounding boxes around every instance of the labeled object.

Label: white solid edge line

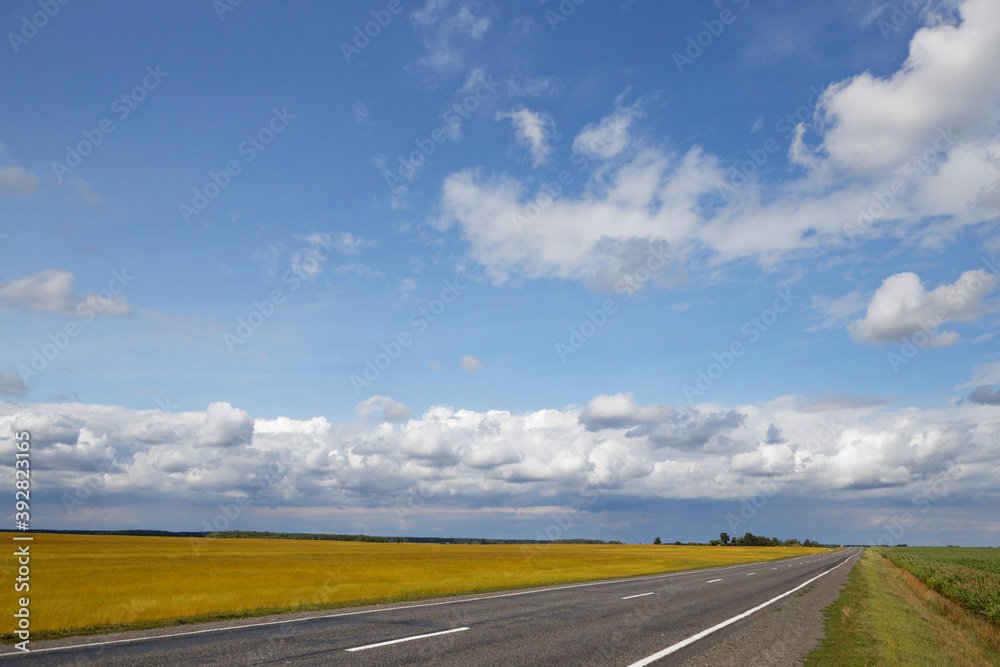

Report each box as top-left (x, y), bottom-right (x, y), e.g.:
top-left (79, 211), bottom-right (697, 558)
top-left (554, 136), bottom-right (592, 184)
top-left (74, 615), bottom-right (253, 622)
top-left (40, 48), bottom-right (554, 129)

top-left (345, 627), bottom-right (469, 652)
top-left (621, 592), bottom-right (656, 600)
top-left (625, 549), bottom-right (860, 667)
top-left (3, 548), bottom-right (844, 657)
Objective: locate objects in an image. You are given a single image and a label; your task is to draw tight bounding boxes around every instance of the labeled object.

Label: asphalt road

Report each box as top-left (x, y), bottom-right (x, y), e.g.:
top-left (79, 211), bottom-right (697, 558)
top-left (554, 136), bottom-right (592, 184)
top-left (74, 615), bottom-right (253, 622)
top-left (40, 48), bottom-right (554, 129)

top-left (2, 547), bottom-right (861, 666)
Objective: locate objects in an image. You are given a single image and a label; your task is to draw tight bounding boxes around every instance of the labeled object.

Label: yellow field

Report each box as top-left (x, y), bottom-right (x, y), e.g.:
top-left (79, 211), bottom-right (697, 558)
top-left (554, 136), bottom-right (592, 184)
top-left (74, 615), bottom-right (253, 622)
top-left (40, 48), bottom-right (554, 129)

top-left (0, 533), bottom-right (827, 637)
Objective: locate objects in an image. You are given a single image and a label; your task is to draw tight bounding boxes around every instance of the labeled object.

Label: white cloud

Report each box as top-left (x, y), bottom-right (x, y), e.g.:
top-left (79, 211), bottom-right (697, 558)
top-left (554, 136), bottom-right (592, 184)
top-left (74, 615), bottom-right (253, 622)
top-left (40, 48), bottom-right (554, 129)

top-left (289, 232), bottom-right (370, 281)
top-left (496, 107), bottom-right (555, 166)
top-left (579, 392), bottom-right (675, 430)
top-left (848, 269), bottom-right (997, 345)
top-left (196, 402), bottom-right (254, 448)
top-left (434, 1), bottom-right (1000, 289)
top-left (816, 0), bottom-right (1000, 173)
top-left (399, 277), bottom-right (419, 294)
top-left (356, 396), bottom-right (413, 422)
top-left (437, 149), bottom-right (709, 286)
top-left (460, 355), bottom-right (483, 373)
top-left (352, 100), bottom-right (373, 127)
top-left (409, 0), bottom-right (493, 74)
top-left (72, 177), bottom-right (102, 208)
top-left (809, 290), bottom-right (867, 331)
top-left (0, 166), bottom-right (40, 196)
top-left (572, 101), bottom-right (642, 160)
top-left (0, 269), bottom-right (131, 317)
top-left (0, 269), bottom-right (77, 313)
top-left (0, 371), bottom-right (28, 397)
top-left (1, 394), bottom-right (996, 520)
top-left (958, 361), bottom-right (1000, 389)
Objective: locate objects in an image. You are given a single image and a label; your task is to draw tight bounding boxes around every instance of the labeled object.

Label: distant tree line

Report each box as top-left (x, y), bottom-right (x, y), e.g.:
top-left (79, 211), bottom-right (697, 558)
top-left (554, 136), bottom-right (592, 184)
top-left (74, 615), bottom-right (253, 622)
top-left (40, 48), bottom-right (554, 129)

top-left (29, 529), bottom-right (210, 537)
top-left (205, 531), bottom-right (624, 545)
top-left (717, 532), bottom-right (822, 547)
top-left (24, 529), bottom-right (625, 545)
top-left (652, 532), bottom-right (825, 547)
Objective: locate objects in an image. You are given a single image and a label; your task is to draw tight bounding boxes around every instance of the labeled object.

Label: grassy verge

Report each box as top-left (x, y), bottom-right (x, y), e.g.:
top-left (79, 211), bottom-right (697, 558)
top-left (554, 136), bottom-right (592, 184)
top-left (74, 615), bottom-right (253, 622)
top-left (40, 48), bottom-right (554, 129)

top-left (805, 548), bottom-right (1000, 666)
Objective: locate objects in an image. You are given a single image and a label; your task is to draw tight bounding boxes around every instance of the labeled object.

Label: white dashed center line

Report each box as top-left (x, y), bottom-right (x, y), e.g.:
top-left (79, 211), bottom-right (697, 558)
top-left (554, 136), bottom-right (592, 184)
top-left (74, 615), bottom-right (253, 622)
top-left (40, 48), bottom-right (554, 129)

top-left (346, 627), bottom-right (470, 652)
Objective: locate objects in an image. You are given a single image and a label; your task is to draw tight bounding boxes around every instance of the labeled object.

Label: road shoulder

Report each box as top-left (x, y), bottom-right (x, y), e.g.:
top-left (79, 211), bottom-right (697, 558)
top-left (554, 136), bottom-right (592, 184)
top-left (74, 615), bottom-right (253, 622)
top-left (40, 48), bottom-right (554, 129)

top-left (679, 552), bottom-right (859, 666)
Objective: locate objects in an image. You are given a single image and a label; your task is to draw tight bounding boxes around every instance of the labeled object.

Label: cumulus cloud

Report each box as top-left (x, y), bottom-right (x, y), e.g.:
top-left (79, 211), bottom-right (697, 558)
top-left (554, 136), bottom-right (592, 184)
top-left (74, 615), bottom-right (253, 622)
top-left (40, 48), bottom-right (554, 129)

top-left (0, 371), bottom-right (28, 397)
top-left (764, 423), bottom-right (786, 444)
top-left (196, 402), bottom-right (254, 448)
top-left (1, 394), bottom-right (995, 525)
top-left (496, 107), bottom-right (555, 166)
top-left (627, 409), bottom-right (746, 450)
top-left (460, 355), bottom-right (483, 373)
top-left (0, 269), bottom-right (131, 317)
top-left (580, 392), bottom-right (675, 431)
top-left (816, 0), bottom-right (1000, 173)
top-left (968, 385), bottom-right (1000, 405)
top-left (848, 269), bottom-right (997, 345)
top-left (356, 395), bottom-right (413, 421)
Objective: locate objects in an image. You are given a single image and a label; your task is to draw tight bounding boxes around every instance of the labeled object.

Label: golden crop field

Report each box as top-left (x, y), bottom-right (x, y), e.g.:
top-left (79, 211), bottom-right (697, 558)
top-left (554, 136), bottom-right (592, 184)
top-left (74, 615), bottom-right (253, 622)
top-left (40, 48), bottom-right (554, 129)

top-left (0, 533), bottom-right (827, 637)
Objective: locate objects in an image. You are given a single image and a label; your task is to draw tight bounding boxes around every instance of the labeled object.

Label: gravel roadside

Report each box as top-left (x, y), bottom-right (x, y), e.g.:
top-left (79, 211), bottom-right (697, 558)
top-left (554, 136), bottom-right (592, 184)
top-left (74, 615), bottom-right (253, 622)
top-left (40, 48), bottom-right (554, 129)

top-left (678, 551), bottom-right (860, 667)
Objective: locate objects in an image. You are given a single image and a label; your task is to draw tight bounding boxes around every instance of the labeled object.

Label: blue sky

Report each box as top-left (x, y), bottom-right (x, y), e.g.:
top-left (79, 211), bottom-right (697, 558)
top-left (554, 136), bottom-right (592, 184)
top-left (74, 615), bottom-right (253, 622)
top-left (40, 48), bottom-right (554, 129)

top-left (2, 0), bottom-right (1000, 546)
